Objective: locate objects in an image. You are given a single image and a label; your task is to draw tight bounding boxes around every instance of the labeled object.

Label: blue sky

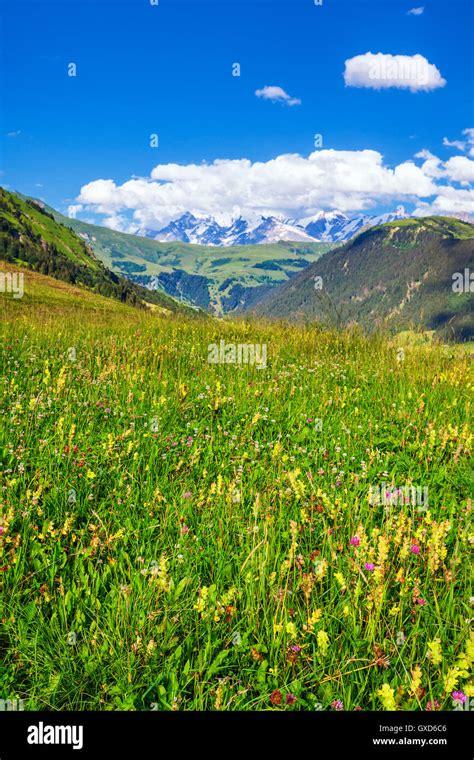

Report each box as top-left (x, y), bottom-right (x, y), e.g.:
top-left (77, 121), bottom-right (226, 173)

top-left (1, 0), bottom-right (473, 227)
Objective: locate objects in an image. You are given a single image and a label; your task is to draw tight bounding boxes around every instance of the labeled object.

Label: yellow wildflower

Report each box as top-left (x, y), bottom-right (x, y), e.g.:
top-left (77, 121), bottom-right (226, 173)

top-left (317, 630), bottom-right (329, 657)
top-left (377, 683), bottom-right (397, 710)
top-left (427, 638), bottom-right (442, 666)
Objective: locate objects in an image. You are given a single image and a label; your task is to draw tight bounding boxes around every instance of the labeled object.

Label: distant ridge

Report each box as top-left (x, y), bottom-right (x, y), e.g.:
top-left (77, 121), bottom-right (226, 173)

top-left (250, 216), bottom-right (474, 341)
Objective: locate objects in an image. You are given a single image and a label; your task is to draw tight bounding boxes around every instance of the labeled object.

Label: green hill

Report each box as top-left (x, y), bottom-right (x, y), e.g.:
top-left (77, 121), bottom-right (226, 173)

top-left (0, 188), bottom-right (199, 316)
top-left (250, 216), bottom-right (474, 341)
top-left (26, 197), bottom-right (333, 314)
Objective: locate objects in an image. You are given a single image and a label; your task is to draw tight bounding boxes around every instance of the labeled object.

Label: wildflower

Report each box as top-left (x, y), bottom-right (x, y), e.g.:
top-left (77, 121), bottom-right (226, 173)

top-left (452, 690), bottom-right (466, 704)
top-left (365, 563), bottom-right (375, 571)
top-left (305, 609), bottom-right (322, 631)
top-left (334, 572), bottom-right (346, 590)
top-left (350, 536), bottom-right (360, 546)
top-left (377, 535), bottom-right (390, 565)
top-left (444, 667), bottom-right (461, 694)
top-left (317, 630), bottom-right (329, 657)
top-left (409, 665), bottom-right (422, 697)
top-left (426, 699), bottom-right (440, 711)
top-left (183, 491), bottom-right (192, 499)
top-left (180, 524), bottom-right (190, 535)
top-left (286, 621), bottom-right (297, 638)
top-left (331, 699), bottom-right (344, 711)
top-left (0, 526), bottom-right (4, 536)
top-left (426, 639), bottom-right (442, 666)
top-left (290, 645), bottom-right (301, 653)
top-left (411, 544), bottom-right (421, 555)
top-left (194, 585), bottom-right (210, 614)
top-left (285, 693), bottom-right (297, 705)
top-left (301, 572), bottom-right (316, 600)
top-left (270, 689), bottom-right (282, 706)
top-left (314, 558), bottom-right (328, 580)
top-left (377, 683), bottom-right (397, 711)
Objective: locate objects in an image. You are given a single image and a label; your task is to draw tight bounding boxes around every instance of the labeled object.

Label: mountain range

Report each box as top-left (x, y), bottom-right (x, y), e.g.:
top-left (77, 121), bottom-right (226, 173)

top-left (251, 216), bottom-right (474, 341)
top-left (134, 206), bottom-right (411, 246)
top-left (34, 198), bottom-right (334, 314)
top-left (3, 189), bottom-right (473, 339)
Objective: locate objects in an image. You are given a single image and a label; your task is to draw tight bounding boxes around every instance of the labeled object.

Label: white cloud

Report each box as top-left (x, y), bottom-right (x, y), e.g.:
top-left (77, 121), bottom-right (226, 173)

top-left (414, 186), bottom-right (474, 216)
top-left (442, 128), bottom-right (474, 157)
top-left (74, 148), bottom-right (454, 229)
top-left (255, 85), bottom-right (301, 106)
top-left (444, 156), bottom-right (474, 184)
top-left (67, 204), bottom-right (83, 219)
top-left (443, 137), bottom-right (466, 151)
top-left (414, 150), bottom-right (445, 178)
top-left (343, 52), bottom-right (446, 92)
top-left (102, 214), bottom-right (129, 231)
top-left (407, 7), bottom-right (424, 15)
top-left (414, 142), bottom-right (474, 185)
top-left (6, 130), bottom-right (21, 138)
top-left (463, 128), bottom-right (474, 157)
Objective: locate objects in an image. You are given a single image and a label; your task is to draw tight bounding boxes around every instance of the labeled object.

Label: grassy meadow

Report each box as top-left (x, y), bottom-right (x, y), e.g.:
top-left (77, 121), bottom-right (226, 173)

top-left (0, 268), bottom-right (473, 711)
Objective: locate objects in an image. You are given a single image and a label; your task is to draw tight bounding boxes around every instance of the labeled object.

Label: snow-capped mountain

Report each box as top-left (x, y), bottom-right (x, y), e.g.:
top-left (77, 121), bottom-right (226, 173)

top-left (135, 206), bottom-right (409, 246)
top-left (298, 206), bottom-right (409, 242)
top-left (136, 214), bottom-right (316, 246)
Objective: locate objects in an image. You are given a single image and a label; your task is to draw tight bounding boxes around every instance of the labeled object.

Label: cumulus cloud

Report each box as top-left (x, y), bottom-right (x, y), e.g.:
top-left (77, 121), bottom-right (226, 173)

top-left (72, 148), bottom-right (460, 230)
top-left (255, 85), bottom-right (301, 106)
top-left (414, 140), bottom-right (474, 184)
top-left (414, 185), bottom-right (474, 216)
top-left (444, 156), bottom-right (474, 184)
top-left (407, 7), bottom-right (424, 15)
top-left (414, 150), bottom-right (445, 179)
top-left (343, 52), bottom-right (446, 92)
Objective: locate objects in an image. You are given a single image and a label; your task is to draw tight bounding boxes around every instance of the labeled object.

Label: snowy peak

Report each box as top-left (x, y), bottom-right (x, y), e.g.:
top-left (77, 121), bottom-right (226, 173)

top-left (138, 214), bottom-right (318, 246)
top-left (135, 207), bottom-right (410, 246)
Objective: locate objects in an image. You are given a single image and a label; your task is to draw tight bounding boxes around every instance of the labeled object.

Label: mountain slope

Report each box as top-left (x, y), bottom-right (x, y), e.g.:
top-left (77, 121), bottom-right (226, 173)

top-left (250, 216), bottom-right (474, 340)
top-left (0, 188), bottom-right (197, 316)
top-left (0, 260), bottom-right (147, 316)
top-left (32, 199), bottom-right (333, 314)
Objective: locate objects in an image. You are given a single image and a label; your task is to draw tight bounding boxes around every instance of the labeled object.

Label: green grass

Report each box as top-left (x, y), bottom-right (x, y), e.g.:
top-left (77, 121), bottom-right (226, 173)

top-left (1, 191), bottom-right (102, 271)
top-left (372, 216), bottom-right (474, 239)
top-left (0, 270), bottom-right (472, 712)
